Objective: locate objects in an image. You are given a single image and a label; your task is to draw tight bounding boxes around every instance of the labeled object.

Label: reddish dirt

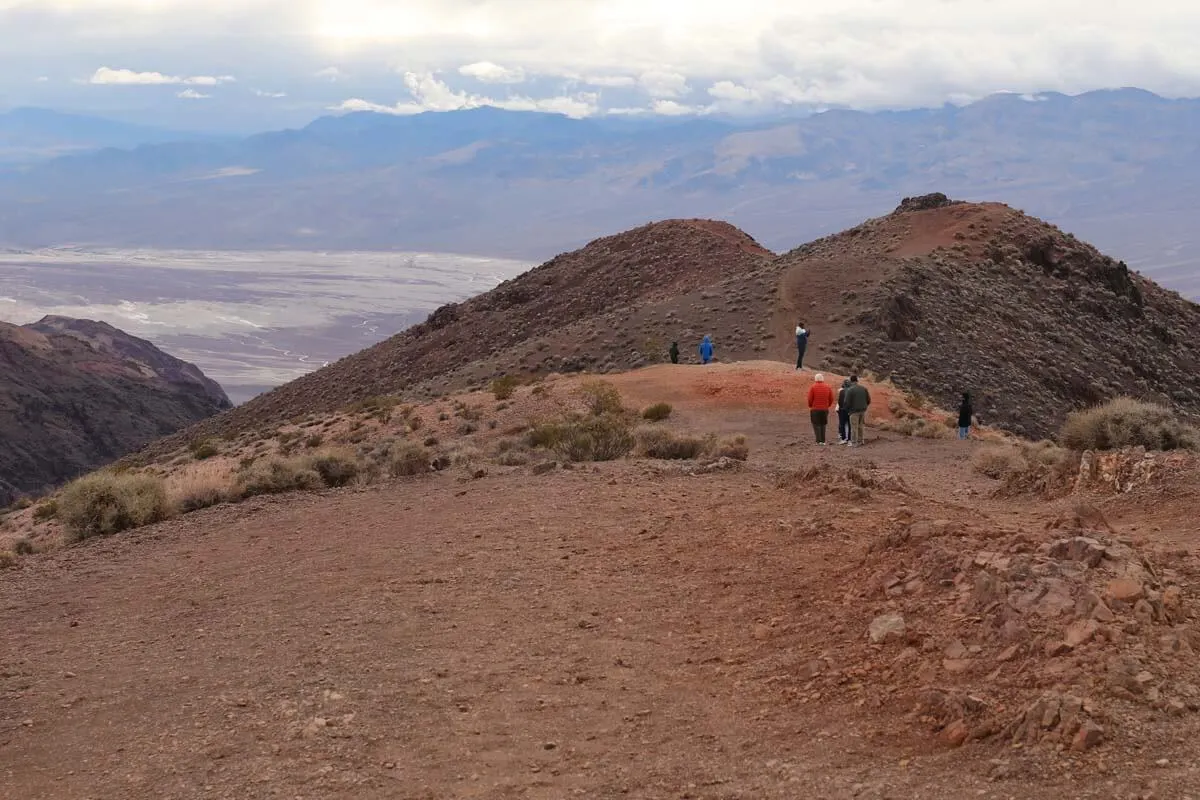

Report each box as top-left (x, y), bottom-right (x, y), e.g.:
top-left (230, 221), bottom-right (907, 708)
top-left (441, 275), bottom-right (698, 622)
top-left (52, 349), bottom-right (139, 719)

top-left (5, 362), bottom-right (1200, 799)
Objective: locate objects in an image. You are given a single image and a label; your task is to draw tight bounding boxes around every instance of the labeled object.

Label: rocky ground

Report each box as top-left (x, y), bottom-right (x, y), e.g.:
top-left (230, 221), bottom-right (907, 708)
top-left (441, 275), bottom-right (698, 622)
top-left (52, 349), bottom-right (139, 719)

top-left (4, 361), bottom-right (1200, 799)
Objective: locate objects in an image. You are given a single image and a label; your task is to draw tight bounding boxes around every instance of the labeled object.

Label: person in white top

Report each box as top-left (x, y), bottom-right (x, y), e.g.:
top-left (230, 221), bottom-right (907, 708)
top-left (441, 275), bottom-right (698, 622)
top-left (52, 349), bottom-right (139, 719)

top-left (794, 323), bottom-right (809, 370)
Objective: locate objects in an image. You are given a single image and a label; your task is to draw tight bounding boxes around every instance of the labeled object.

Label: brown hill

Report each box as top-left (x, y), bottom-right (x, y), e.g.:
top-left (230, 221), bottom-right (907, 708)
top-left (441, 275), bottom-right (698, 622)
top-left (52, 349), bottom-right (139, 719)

top-left (767, 194), bottom-right (1200, 439)
top-left (136, 196), bottom-right (1200, 459)
top-left (0, 316), bottom-right (231, 503)
top-left (134, 218), bottom-right (774, 457)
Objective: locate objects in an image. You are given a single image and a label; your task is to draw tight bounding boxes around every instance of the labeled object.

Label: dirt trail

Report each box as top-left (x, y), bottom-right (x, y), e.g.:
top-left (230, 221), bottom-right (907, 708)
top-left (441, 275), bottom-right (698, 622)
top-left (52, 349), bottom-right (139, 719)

top-left (4, 363), bottom-right (1200, 799)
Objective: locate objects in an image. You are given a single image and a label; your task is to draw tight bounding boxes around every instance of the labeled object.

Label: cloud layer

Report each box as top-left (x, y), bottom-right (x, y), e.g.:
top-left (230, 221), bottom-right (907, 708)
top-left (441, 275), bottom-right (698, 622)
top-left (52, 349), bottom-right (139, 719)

top-left (4, 0), bottom-right (1200, 127)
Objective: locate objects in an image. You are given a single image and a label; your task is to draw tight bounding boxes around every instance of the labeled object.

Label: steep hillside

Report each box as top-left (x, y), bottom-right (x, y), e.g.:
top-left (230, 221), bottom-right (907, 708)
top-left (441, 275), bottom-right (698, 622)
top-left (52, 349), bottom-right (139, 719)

top-left (0, 316), bottom-right (231, 503)
top-left (134, 219), bottom-right (772, 457)
top-left (769, 194), bottom-right (1200, 439)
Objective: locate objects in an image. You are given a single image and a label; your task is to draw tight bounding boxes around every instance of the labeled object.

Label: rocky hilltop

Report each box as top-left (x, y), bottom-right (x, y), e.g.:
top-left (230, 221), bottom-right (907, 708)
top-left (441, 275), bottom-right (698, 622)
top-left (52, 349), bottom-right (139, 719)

top-left (137, 196), bottom-right (1200, 455)
top-left (0, 316), bottom-right (231, 502)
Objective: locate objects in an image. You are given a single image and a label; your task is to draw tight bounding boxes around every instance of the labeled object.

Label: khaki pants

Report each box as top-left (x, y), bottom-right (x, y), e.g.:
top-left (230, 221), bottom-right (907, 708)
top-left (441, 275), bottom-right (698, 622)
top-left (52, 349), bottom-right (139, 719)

top-left (850, 412), bottom-right (866, 445)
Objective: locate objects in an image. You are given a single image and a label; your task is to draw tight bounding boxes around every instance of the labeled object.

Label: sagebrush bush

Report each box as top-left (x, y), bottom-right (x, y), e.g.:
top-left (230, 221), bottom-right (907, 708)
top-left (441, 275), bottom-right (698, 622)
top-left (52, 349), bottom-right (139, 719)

top-left (972, 446), bottom-right (1029, 479)
top-left (579, 380), bottom-right (625, 416)
top-left (554, 414), bottom-right (635, 462)
top-left (1060, 397), bottom-right (1199, 451)
top-left (58, 472), bottom-right (172, 541)
top-left (189, 439), bottom-right (219, 460)
top-left (636, 427), bottom-right (710, 460)
top-left (642, 402), bottom-right (673, 421)
top-left (491, 375), bottom-right (522, 400)
top-left (712, 435), bottom-right (750, 461)
top-left (307, 449), bottom-right (360, 487)
top-left (176, 485), bottom-right (228, 513)
top-left (389, 442), bottom-right (432, 477)
top-left (235, 457), bottom-right (323, 498)
top-left (32, 500), bottom-right (58, 522)
top-left (14, 538), bottom-right (34, 555)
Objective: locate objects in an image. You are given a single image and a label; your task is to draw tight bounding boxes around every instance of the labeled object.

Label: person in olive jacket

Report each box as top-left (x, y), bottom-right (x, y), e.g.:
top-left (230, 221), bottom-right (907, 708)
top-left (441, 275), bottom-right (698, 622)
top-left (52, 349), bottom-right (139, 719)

top-left (843, 375), bottom-right (871, 447)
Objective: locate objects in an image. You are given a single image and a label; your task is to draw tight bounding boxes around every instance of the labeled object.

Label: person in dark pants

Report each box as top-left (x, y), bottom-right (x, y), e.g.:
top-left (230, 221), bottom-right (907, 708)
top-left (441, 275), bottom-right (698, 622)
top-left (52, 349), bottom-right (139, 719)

top-left (844, 375), bottom-right (871, 446)
top-left (957, 392), bottom-right (974, 440)
top-left (795, 322), bottom-right (809, 370)
top-left (669, 341), bottom-right (680, 364)
top-left (806, 372), bottom-right (834, 445)
top-left (836, 379), bottom-right (852, 444)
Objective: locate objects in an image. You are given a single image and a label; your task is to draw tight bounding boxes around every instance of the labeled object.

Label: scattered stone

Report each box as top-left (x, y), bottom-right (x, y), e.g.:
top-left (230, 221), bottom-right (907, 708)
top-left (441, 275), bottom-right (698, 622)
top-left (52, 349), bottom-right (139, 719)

top-left (1049, 537), bottom-right (1107, 568)
top-left (996, 645), bottom-right (1021, 663)
top-left (940, 719), bottom-right (970, 747)
top-left (1071, 721), bottom-right (1105, 751)
top-left (868, 613), bottom-right (906, 644)
top-left (1065, 619), bottom-right (1099, 648)
top-left (1106, 578), bottom-right (1144, 605)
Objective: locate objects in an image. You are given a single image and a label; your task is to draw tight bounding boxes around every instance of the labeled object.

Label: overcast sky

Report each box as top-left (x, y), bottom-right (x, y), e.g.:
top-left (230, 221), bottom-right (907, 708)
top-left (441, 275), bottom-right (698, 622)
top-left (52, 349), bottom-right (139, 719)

top-left (3, 0), bottom-right (1199, 132)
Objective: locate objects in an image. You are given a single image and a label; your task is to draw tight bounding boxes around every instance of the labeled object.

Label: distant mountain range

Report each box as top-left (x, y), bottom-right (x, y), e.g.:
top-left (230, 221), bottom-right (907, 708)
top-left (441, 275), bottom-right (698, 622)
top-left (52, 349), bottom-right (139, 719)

top-left (1, 88), bottom-right (1198, 297)
top-left (0, 107), bottom-right (216, 164)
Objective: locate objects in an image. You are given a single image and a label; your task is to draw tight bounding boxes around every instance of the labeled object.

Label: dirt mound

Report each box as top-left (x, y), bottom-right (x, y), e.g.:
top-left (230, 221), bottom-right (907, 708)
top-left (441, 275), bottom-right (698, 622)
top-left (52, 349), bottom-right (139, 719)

top-left (134, 219), bottom-right (773, 460)
top-left (772, 200), bottom-right (1200, 439)
top-left (0, 317), bottom-right (230, 504)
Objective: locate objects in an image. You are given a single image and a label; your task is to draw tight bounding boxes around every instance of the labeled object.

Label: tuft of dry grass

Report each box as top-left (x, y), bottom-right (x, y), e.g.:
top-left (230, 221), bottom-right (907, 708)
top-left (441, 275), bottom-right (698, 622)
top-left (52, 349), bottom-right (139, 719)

top-left (389, 442), bottom-right (432, 477)
top-left (972, 445), bottom-right (1028, 479)
top-left (712, 435), bottom-right (750, 461)
top-left (1060, 397), bottom-right (1199, 452)
top-left (59, 472), bottom-right (173, 541)
top-left (635, 427), bottom-right (710, 460)
top-left (165, 460), bottom-right (235, 513)
top-left (641, 402), bottom-right (673, 421)
top-left (235, 457), bottom-right (323, 498)
top-left (545, 414), bottom-right (635, 462)
top-left (579, 380), bottom-right (626, 416)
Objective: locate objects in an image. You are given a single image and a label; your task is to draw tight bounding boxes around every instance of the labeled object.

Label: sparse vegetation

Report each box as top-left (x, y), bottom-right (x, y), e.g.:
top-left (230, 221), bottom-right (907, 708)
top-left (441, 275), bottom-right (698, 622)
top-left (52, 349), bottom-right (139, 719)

top-left (529, 414), bottom-right (635, 462)
top-left (642, 402), bottom-right (673, 421)
top-left (58, 472), bottom-right (172, 541)
top-left (635, 427), bottom-right (710, 460)
top-left (235, 457), bottom-right (323, 498)
top-left (32, 499), bottom-right (58, 523)
top-left (712, 435), bottom-right (750, 461)
top-left (491, 375), bottom-right (522, 400)
top-left (0, 551), bottom-right (15, 569)
top-left (579, 380), bottom-right (625, 416)
top-left (14, 538), bottom-right (34, 556)
top-left (389, 442), bottom-right (432, 477)
top-left (304, 433), bottom-right (325, 449)
top-left (972, 445), bottom-right (1028, 479)
top-left (1060, 397), bottom-right (1199, 451)
top-left (307, 449), bottom-right (360, 487)
top-left (348, 395), bottom-right (402, 422)
top-left (189, 438), bottom-right (219, 460)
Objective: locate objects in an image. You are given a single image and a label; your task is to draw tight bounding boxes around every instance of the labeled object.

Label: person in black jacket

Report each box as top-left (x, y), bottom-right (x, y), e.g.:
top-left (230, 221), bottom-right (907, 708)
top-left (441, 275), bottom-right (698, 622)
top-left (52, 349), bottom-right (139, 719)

top-left (836, 379), bottom-right (852, 444)
top-left (794, 323), bottom-right (809, 370)
top-left (957, 392), bottom-right (974, 440)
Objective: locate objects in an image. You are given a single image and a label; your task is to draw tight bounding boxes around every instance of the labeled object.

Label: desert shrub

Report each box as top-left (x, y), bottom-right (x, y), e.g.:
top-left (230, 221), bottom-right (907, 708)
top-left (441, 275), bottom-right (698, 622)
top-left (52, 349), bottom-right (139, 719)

top-left (58, 472), bottom-right (172, 541)
top-left (7, 497), bottom-right (33, 512)
top-left (14, 538), bottom-right (34, 556)
top-left (497, 450), bottom-right (529, 467)
top-left (175, 485), bottom-right (228, 513)
top-left (526, 421), bottom-right (566, 450)
top-left (457, 421), bottom-right (479, 436)
top-left (438, 412), bottom-right (450, 421)
top-left (455, 404), bottom-right (483, 422)
top-left (304, 433), bottom-right (325, 449)
top-left (389, 442), bottom-right (432, 477)
top-left (348, 395), bottom-right (401, 422)
top-left (235, 457), bottom-right (323, 499)
top-left (423, 436), bottom-right (440, 448)
top-left (450, 446), bottom-right (481, 467)
top-left (554, 414), bottom-right (635, 462)
top-left (635, 427), bottom-right (710, 460)
top-left (972, 445), bottom-right (1029, 479)
top-left (307, 449), bottom-right (360, 487)
top-left (579, 380), bottom-right (625, 416)
top-left (712, 435), bottom-right (750, 461)
top-left (0, 552), bottom-right (14, 569)
top-left (491, 375), bottom-right (522, 401)
top-left (32, 499), bottom-right (58, 522)
top-left (407, 415), bottom-right (424, 432)
top-left (642, 402), bottom-right (673, 422)
top-left (189, 439), bottom-right (219, 460)
top-left (1060, 397), bottom-right (1199, 451)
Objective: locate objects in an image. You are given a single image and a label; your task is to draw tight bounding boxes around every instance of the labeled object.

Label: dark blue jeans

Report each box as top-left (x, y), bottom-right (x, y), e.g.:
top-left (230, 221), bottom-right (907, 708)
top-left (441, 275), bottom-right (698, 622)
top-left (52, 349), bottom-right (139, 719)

top-left (838, 410), bottom-right (851, 441)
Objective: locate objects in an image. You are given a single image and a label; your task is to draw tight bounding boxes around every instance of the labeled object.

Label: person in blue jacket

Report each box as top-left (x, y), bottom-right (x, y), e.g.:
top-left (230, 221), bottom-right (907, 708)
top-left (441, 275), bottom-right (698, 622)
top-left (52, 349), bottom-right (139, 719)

top-left (699, 335), bottom-right (714, 364)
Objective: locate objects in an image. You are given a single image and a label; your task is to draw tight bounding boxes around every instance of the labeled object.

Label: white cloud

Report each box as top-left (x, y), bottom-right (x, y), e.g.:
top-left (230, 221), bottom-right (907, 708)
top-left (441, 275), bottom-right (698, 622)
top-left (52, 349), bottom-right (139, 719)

top-left (35, 76), bottom-right (49, 82)
top-left (315, 66), bottom-right (345, 81)
top-left (333, 71), bottom-right (599, 118)
top-left (638, 70), bottom-right (688, 98)
top-left (583, 75), bottom-right (637, 88)
top-left (89, 67), bottom-right (235, 86)
top-left (177, 88), bottom-right (210, 99)
top-left (253, 89), bottom-right (287, 98)
top-left (651, 99), bottom-right (703, 116)
top-left (458, 61), bottom-right (526, 84)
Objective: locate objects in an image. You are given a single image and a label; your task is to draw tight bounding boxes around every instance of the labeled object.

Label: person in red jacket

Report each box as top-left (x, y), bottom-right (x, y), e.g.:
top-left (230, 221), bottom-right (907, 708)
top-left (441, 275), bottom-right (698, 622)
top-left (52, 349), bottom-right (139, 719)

top-left (806, 373), bottom-right (835, 445)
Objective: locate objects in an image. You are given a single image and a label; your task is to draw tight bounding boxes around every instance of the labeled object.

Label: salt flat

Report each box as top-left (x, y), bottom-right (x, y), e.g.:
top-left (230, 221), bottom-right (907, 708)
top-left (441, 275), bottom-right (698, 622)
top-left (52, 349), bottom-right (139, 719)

top-left (0, 248), bottom-right (531, 403)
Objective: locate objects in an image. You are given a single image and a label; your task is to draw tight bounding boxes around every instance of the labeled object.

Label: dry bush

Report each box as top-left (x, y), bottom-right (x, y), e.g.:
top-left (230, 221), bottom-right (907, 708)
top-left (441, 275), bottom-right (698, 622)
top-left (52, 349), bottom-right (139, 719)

top-left (972, 445), bottom-right (1029, 479)
top-left (450, 446), bottom-right (482, 467)
top-left (306, 449), bottom-right (360, 487)
top-left (389, 442), bottom-right (432, 477)
top-left (14, 538), bottom-right (34, 555)
top-left (0, 551), bottom-right (15, 569)
top-left (712, 435), bottom-right (750, 461)
top-left (1060, 397), bottom-right (1199, 451)
top-left (304, 433), bottom-right (325, 449)
top-left (189, 439), bottom-right (219, 460)
top-left (491, 375), bottom-right (522, 400)
top-left (497, 450), bottom-right (530, 466)
top-left (59, 472), bottom-right (172, 541)
top-left (235, 457), bottom-right (323, 498)
top-left (579, 380), bottom-right (625, 416)
top-left (554, 414), bottom-right (635, 462)
top-left (348, 395), bottom-right (401, 422)
top-left (166, 461), bottom-right (235, 513)
top-left (636, 427), bottom-right (710, 460)
top-left (642, 402), bottom-right (673, 421)
top-left (32, 500), bottom-right (58, 523)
